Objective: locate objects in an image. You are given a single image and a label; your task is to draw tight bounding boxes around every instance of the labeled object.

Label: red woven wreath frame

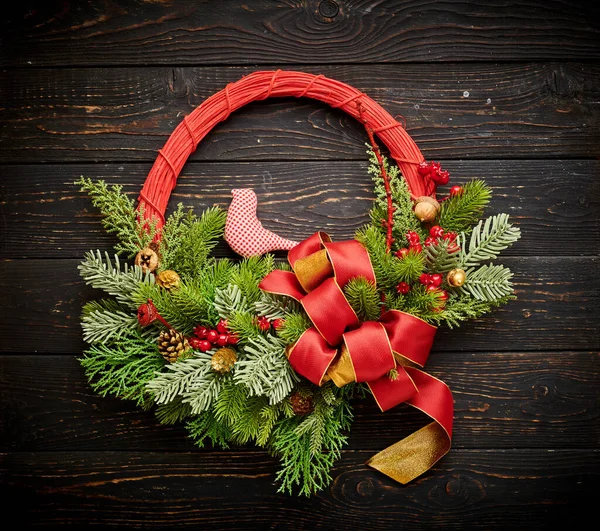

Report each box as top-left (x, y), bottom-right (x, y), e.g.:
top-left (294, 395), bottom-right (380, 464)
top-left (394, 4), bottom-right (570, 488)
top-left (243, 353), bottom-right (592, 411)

top-left (137, 70), bottom-right (434, 230)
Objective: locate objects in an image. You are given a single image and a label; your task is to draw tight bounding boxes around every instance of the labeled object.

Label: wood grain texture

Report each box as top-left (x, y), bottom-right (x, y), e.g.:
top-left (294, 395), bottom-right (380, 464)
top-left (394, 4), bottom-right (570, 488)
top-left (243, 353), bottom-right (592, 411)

top-left (1, 63), bottom-right (598, 162)
top-left (1, 450), bottom-right (596, 529)
top-left (1, 353), bottom-right (597, 451)
top-left (1, 257), bottom-right (597, 354)
top-left (1, 160), bottom-right (598, 259)
top-left (1, 0), bottom-right (599, 67)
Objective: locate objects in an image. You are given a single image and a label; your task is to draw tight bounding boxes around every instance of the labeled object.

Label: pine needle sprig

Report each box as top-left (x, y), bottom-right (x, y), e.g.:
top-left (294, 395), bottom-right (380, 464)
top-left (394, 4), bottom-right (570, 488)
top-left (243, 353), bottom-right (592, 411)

top-left (214, 284), bottom-right (250, 320)
top-left (344, 277), bottom-right (380, 321)
top-left (155, 399), bottom-right (193, 425)
top-left (458, 213), bottom-right (521, 268)
top-left (423, 239), bottom-right (460, 274)
top-left (459, 264), bottom-right (515, 302)
top-left (437, 179), bottom-right (492, 234)
top-left (254, 292), bottom-right (301, 320)
top-left (79, 250), bottom-right (155, 307)
top-left (82, 303), bottom-right (138, 344)
top-left (277, 312), bottom-right (312, 345)
top-left (186, 411), bottom-right (232, 450)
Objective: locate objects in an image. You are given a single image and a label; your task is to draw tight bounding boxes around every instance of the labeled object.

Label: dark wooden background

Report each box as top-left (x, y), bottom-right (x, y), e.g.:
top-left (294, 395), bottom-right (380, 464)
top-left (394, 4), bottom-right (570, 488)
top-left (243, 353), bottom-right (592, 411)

top-left (1, 1), bottom-right (598, 529)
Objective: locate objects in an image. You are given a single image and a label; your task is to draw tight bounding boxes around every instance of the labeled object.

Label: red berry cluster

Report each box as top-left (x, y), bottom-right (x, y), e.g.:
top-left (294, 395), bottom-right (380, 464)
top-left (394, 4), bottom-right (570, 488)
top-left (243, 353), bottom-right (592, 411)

top-left (418, 161), bottom-right (450, 186)
top-left (424, 225), bottom-right (460, 253)
top-left (419, 274), bottom-right (449, 303)
top-left (395, 230), bottom-right (423, 256)
top-left (189, 319), bottom-right (239, 352)
top-left (257, 316), bottom-right (285, 332)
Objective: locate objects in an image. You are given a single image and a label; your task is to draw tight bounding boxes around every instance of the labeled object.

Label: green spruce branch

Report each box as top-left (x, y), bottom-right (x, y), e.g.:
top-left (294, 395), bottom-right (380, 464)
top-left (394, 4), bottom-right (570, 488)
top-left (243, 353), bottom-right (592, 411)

top-left (254, 292), bottom-right (301, 320)
top-left (438, 179), bottom-right (492, 234)
top-left (459, 264), bottom-right (515, 302)
top-left (344, 277), bottom-right (380, 321)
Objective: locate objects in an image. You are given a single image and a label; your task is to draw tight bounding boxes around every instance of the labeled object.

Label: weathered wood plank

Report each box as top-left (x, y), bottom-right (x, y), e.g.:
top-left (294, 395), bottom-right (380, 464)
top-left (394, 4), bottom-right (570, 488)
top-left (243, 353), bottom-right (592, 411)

top-left (0, 353), bottom-right (596, 451)
top-left (1, 450), bottom-right (596, 529)
top-left (1, 257), bottom-right (597, 353)
top-left (2, 0), bottom-right (599, 67)
top-left (1, 64), bottom-right (598, 162)
top-left (1, 160), bottom-right (597, 259)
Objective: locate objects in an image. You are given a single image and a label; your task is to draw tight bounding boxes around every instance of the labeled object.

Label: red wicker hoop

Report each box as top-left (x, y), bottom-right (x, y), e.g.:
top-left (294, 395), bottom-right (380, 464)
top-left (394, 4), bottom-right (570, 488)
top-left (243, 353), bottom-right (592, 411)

top-left (138, 70), bottom-right (432, 232)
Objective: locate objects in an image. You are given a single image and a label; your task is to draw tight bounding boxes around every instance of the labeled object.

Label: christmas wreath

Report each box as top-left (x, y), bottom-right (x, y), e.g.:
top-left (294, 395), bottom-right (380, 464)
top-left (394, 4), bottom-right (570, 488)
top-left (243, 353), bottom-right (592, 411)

top-left (77, 71), bottom-right (521, 495)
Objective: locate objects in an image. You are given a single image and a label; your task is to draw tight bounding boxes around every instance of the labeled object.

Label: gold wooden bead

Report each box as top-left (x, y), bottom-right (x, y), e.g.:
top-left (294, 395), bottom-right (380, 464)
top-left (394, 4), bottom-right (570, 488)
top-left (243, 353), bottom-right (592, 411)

top-left (447, 268), bottom-right (467, 287)
top-left (156, 269), bottom-right (181, 290)
top-left (414, 196), bottom-right (440, 223)
top-left (135, 247), bottom-right (159, 273)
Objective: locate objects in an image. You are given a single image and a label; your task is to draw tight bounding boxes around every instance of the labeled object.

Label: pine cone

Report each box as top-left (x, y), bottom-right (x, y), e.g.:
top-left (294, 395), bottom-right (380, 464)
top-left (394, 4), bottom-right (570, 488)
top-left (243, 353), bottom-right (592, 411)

top-left (158, 329), bottom-right (191, 363)
top-left (156, 270), bottom-right (181, 290)
top-left (290, 391), bottom-right (313, 416)
top-left (211, 348), bottom-right (237, 374)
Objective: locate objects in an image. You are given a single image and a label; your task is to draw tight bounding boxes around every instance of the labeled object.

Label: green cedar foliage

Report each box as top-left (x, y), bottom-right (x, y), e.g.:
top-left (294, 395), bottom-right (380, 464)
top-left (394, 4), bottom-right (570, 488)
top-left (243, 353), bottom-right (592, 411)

top-left (76, 177), bottom-right (156, 257)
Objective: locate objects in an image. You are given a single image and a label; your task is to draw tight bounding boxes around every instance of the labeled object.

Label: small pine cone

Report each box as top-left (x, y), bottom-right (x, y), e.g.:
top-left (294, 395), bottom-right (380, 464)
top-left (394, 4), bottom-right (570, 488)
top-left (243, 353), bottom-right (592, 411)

top-left (290, 391), bottom-right (313, 416)
top-left (158, 329), bottom-right (191, 363)
top-left (135, 247), bottom-right (159, 274)
top-left (211, 347), bottom-right (238, 374)
top-left (156, 269), bottom-right (181, 290)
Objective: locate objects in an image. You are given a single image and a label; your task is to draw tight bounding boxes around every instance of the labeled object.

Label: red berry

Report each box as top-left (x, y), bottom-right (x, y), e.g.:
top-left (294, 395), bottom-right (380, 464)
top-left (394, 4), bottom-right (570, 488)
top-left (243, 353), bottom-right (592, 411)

top-left (188, 337), bottom-right (203, 350)
top-left (216, 319), bottom-right (229, 334)
top-left (227, 334), bottom-right (239, 345)
top-left (198, 339), bottom-right (212, 352)
top-left (447, 243), bottom-right (461, 254)
top-left (426, 284), bottom-right (438, 293)
top-left (443, 231), bottom-right (457, 242)
top-left (430, 273), bottom-right (443, 287)
top-left (395, 247), bottom-right (410, 259)
top-left (429, 225), bottom-right (444, 239)
top-left (206, 329), bottom-right (219, 344)
top-left (436, 170), bottom-right (450, 185)
top-left (257, 316), bottom-right (271, 331)
top-left (396, 282), bottom-right (410, 295)
top-left (272, 318), bottom-right (285, 330)
top-left (406, 231), bottom-right (420, 244)
top-left (217, 333), bottom-right (229, 347)
top-left (410, 243), bottom-right (423, 253)
top-left (419, 273), bottom-right (430, 285)
top-left (450, 185), bottom-right (463, 197)
top-left (424, 237), bottom-right (436, 246)
top-left (438, 290), bottom-right (449, 301)
top-left (193, 325), bottom-right (209, 339)
top-left (418, 161), bottom-right (431, 176)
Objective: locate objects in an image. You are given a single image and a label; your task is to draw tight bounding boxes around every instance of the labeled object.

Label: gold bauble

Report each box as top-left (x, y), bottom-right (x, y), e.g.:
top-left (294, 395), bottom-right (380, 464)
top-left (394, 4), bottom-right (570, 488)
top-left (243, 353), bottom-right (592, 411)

top-left (156, 269), bottom-right (181, 290)
top-left (135, 247), bottom-right (159, 273)
top-left (414, 196), bottom-right (440, 223)
top-left (447, 268), bottom-right (467, 287)
top-left (211, 348), bottom-right (238, 374)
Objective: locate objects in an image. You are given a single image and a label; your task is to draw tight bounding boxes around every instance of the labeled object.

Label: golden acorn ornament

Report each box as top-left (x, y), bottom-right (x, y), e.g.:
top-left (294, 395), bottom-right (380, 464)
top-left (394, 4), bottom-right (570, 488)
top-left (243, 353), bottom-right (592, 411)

top-left (156, 269), bottom-right (181, 290)
top-left (158, 329), bottom-right (192, 363)
top-left (447, 268), bottom-right (467, 287)
top-left (211, 347), bottom-right (238, 374)
top-left (135, 247), bottom-right (159, 273)
top-left (414, 196), bottom-right (440, 223)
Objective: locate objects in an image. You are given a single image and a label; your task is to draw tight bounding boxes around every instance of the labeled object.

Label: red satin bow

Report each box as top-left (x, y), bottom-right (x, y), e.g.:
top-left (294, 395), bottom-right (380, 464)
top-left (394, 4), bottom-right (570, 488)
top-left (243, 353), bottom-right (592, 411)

top-left (260, 232), bottom-right (454, 484)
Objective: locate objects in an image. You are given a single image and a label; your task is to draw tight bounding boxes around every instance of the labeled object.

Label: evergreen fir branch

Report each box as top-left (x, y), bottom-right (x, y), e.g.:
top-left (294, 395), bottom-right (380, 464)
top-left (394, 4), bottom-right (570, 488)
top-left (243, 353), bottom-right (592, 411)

top-left (384, 284), bottom-right (445, 323)
top-left (355, 226), bottom-right (424, 290)
top-left (229, 255), bottom-right (276, 305)
top-left (155, 398), bottom-right (193, 425)
top-left (214, 284), bottom-right (250, 320)
top-left (343, 277), bottom-right (380, 322)
top-left (438, 179), bottom-right (492, 234)
top-left (133, 283), bottom-right (196, 335)
top-left (423, 239), bottom-right (460, 274)
top-left (186, 411), bottom-right (232, 449)
top-left (183, 369), bottom-right (224, 415)
top-left (228, 395), bottom-right (270, 445)
top-left (82, 305), bottom-right (138, 344)
top-left (459, 264), bottom-right (515, 302)
top-left (277, 312), bottom-right (312, 345)
top-left (79, 250), bottom-right (155, 307)
top-left (458, 214), bottom-right (521, 268)
top-left (166, 206), bottom-right (227, 281)
top-left (226, 311), bottom-right (263, 345)
top-left (146, 352), bottom-right (216, 406)
top-left (254, 292), bottom-right (301, 320)
top-left (256, 400), bottom-right (294, 447)
top-left (234, 334), bottom-right (299, 405)
top-left (79, 329), bottom-right (164, 407)
top-left (76, 177), bottom-right (156, 257)
top-left (213, 380), bottom-right (249, 426)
